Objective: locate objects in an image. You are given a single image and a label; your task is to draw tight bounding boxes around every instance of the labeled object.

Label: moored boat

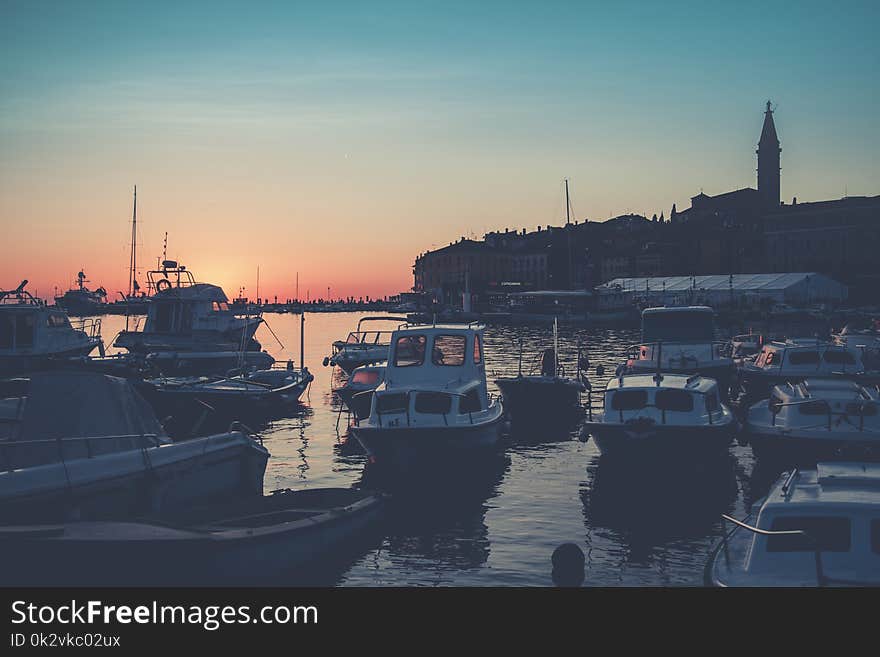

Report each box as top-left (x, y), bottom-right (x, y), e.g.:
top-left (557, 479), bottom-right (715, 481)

top-left (622, 306), bottom-right (735, 397)
top-left (54, 270), bottom-right (107, 316)
top-left (0, 281), bottom-right (103, 375)
top-left (0, 487), bottom-right (386, 586)
top-left (350, 323), bottom-right (504, 470)
top-left (0, 371), bottom-right (269, 524)
top-left (324, 316), bottom-right (407, 374)
top-left (583, 372), bottom-right (736, 457)
top-left (337, 362), bottom-right (385, 420)
top-left (706, 462), bottom-right (880, 586)
top-left (745, 378), bottom-right (880, 462)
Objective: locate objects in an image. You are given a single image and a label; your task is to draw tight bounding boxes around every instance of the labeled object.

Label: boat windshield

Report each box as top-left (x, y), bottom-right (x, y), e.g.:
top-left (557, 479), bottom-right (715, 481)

top-left (642, 312), bottom-right (714, 342)
top-left (394, 335), bottom-right (426, 367)
top-left (351, 370), bottom-right (381, 385)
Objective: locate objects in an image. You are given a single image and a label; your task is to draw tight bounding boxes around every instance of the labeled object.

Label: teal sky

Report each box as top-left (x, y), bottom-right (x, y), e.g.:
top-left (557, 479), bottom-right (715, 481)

top-left (1, 0), bottom-right (878, 298)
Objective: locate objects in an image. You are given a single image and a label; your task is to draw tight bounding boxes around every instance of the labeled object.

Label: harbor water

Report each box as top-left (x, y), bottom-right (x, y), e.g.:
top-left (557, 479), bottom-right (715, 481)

top-left (104, 312), bottom-right (780, 586)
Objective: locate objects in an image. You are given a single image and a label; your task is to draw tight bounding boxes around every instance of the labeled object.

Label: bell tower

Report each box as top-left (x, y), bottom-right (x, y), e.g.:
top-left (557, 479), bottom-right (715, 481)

top-left (757, 100), bottom-right (781, 208)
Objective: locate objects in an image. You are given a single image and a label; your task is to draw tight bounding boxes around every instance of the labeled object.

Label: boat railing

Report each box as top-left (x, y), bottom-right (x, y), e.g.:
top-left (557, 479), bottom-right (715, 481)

top-left (767, 396), bottom-right (875, 432)
top-left (71, 316), bottom-right (102, 338)
top-left (0, 433), bottom-right (163, 473)
top-left (719, 514), bottom-right (828, 587)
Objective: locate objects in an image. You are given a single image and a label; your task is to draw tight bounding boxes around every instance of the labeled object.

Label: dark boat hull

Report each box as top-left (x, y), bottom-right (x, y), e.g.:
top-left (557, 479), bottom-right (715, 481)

top-left (495, 376), bottom-right (583, 423)
top-left (0, 488), bottom-right (385, 586)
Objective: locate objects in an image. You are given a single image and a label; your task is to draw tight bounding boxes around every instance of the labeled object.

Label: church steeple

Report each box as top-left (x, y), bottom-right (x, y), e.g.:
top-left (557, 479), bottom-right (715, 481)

top-left (757, 100), bottom-right (781, 208)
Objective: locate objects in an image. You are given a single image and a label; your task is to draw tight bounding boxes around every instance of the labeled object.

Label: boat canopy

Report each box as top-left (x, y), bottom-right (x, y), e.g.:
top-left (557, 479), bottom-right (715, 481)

top-left (1, 372), bottom-right (166, 469)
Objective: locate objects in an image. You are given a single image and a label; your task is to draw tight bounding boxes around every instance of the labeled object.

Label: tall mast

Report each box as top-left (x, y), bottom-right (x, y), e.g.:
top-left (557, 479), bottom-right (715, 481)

top-left (564, 178), bottom-right (571, 225)
top-left (565, 178), bottom-right (573, 290)
top-left (128, 185), bottom-right (137, 299)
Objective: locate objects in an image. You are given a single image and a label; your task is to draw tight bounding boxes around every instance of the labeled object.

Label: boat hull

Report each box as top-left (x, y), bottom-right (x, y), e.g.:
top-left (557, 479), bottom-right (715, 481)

top-left (0, 489), bottom-right (385, 586)
top-left (495, 376), bottom-right (584, 423)
top-left (746, 428), bottom-right (880, 463)
top-left (585, 417), bottom-right (736, 458)
top-left (350, 413), bottom-right (504, 470)
top-left (0, 341), bottom-right (101, 376)
top-left (0, 433), bottom-right (269, 524)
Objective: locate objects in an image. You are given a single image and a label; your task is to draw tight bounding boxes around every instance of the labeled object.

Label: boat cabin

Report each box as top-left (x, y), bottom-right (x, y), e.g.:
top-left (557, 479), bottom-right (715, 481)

top-left (641, 306), bottom-right (715, 344)
top-left (0, 283), bottom-right (100, 357)
top-left (743, 463), bottom-right (880, 583)
top-left (370, 324), bottom-right (490, 422)
top-left (751, 339), bottom-right (865, 376)
top-left (763, 379), bottom-right (879, 430)
top-left (602, 373), bottom-right (725, 425)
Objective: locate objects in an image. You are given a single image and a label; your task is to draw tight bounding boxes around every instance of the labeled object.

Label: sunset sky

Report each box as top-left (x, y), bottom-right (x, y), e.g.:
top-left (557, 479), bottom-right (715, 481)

top-left (1, 1), bottom-right (877, 301)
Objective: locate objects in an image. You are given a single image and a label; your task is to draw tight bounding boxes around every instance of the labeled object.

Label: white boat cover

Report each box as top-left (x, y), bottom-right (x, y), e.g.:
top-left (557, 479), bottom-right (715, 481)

top-left (2, 371), bottom-right (167, 469)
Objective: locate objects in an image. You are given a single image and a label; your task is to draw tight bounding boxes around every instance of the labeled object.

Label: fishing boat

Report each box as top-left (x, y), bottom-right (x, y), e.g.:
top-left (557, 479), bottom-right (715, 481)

top-left (0, 281), bottom-right (103, 375)
top-left (737, 338), bottom-right (875, 402)
top-left (350, 322), bottom-right (504, 469)
top-left (706, 462), bottom-right (880, 586)
top-left (324, 316), bottom-right (407, 374)
top-left (54, 270), bottom-right (107, 316)
top-left (744, 378), bottom-right (880, 461)
top-left (621, 306), bottom-right (735, 397)
top-left (494, 319), bottom-right (587, 424)
top-left (583, 367), bottom-right (736, 457)
top-left (0, 487), bottom-right (386, 586)
top-left (337, 362), bottom-right (386, 421)
top-left (137, 366), bottom-right (313, 435)
top-left (114, 260), bottom-right (263, 352)
top-left (0, 371), bottom-right (269, 524)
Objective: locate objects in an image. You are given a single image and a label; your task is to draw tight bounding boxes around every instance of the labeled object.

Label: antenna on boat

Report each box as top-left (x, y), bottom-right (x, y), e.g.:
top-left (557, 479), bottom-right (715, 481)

top-left (126, 185), bottom-right (137, 332)
top-left (553, 316), bottom-right (559, 377)
top-left (654, 341), bottom-right (663, 385)
top-left (300, 311), bottom-right (305, 372)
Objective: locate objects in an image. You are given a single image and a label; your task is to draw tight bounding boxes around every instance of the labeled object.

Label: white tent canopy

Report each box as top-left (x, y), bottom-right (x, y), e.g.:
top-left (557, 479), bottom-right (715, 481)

top-left (596, 273), bottom-right (847, 308)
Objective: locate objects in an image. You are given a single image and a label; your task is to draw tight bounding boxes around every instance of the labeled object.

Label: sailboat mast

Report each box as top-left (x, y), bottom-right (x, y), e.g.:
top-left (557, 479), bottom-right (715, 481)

top-left (129, 185), bottom-right (137, 298)
top-left (564, 178), bottom-right (571, 225)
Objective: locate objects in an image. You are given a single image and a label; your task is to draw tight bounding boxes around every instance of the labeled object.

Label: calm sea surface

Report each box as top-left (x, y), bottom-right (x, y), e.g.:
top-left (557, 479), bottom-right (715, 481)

top-left (101, 311), bottom-right (783, 587)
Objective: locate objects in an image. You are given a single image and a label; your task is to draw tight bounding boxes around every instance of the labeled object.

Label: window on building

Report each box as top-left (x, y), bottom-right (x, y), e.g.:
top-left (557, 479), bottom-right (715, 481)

top-left (394, 335), bottom-right (426, 367)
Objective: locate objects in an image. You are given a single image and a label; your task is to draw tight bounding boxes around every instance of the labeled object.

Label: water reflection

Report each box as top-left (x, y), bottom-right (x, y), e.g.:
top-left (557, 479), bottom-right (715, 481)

top-left (356, 453), bottom-right (510, 582)
top-left (581, 452), bottom-right (739, 575)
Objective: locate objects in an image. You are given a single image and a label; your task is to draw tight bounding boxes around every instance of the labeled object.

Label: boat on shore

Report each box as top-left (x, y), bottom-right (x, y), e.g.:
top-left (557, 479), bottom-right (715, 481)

top-left (0, 281), bottom-right (103, 375)
top-left (350, 323), bottom-right (504, 470)
top-left (744, 378), bottom-right (880, 462)
top-left (583, 371), bottom-right (736, 457)
top-left (0, 371), bottom-right (269, 524)
top-left (0, 487), bottom-right (386, 586)
top-left (706, 462), bottom-right (880, 586)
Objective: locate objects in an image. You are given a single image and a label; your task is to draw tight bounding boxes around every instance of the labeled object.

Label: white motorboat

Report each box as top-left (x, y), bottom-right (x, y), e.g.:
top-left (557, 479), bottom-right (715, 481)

top-left (0, 371), bottom-right (269, 524)
top-left (583, 372), bottom-right (736, 457)
top-left (0, 281), bottom-right (103, 375)
top-left (706, 462), bottom-right (880, 586)
top-left (350, 323), bottom-right (504, 469)
top-left (737, 338), bottom-right (876, 402)
top-left (324, 316), bottom-right (407, 374)
top-left (745, 378), bottom-right (880, 461)
top-left (622, 306), bottom-right (735, 397)
top-left (113, 260), bottom-right (264, 357)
